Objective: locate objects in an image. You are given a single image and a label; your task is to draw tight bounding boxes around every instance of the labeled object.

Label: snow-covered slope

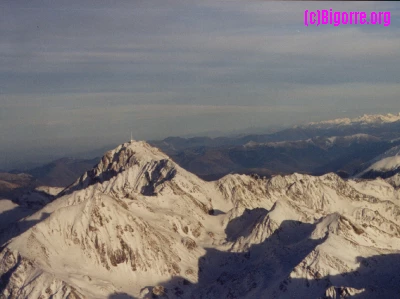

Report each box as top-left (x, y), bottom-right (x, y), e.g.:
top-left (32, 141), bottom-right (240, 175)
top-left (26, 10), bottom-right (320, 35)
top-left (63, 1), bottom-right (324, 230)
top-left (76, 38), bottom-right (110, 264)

top-left (355, 144), bottom-right (400, 179)
top-left (360, 155), bottom-right (400, 175)
top-left (0, 186), bottom-right (60, 235)
top-left (0, 200), bottom-right (35, 231)
top-left (1, 141), bottom-right (400, 299)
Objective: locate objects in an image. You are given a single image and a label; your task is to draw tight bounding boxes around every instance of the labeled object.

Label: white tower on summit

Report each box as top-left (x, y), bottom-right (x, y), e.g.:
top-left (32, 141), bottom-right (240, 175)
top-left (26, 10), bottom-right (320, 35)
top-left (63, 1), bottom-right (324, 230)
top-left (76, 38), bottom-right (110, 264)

top-left (131, 132), bottom-right (133, 142)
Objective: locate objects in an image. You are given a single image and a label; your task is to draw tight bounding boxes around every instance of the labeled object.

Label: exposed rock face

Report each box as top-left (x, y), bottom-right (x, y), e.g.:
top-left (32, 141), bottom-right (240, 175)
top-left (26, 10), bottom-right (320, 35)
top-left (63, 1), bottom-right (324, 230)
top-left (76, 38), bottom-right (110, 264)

top-left (0, 248), bottom-right (85, 299)
top-left (1, 141), bottom-right (400, 298)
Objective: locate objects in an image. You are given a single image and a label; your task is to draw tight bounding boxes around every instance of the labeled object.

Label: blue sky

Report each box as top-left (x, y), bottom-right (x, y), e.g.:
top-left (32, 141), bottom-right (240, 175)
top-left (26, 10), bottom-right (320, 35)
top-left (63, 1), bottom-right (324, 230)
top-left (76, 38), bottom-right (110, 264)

top-left (1, 1), bottom-right (400, 169)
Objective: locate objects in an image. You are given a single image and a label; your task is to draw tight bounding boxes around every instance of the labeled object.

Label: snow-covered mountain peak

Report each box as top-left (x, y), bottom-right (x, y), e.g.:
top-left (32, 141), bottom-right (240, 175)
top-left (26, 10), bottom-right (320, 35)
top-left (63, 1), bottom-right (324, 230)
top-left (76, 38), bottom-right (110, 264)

top-left (311, 212), bottom-right (365, 240)
top-left (301, 112), bottom-right (400, 129)
top-left (94, 140), bottom-right (169, 173)
top-left (62, 140), bottom-right (179, 195)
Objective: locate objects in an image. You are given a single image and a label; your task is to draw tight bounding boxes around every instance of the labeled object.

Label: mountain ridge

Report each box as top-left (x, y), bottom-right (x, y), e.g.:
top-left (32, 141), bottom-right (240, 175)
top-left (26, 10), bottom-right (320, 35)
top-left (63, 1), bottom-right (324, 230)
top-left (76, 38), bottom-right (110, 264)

top-left (1, 140), bottom-right (400, 298)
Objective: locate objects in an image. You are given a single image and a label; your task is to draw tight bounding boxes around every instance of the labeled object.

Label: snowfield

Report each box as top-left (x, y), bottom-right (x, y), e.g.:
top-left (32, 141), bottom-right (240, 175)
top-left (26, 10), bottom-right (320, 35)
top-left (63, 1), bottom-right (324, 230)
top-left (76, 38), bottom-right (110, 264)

top-left (1, 141), bottom-right (400, 298)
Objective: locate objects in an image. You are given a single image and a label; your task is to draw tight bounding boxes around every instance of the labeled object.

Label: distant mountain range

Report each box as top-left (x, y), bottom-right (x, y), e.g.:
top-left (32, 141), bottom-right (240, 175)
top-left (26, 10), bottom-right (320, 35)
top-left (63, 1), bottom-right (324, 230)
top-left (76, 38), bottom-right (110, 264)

top-left (150, 112), bottom-right (400, 180)
top-left (25, 157), bottom-right (100, 187)
top-left (3, 112), bottom-right (400, 192)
